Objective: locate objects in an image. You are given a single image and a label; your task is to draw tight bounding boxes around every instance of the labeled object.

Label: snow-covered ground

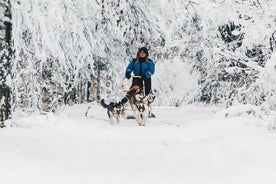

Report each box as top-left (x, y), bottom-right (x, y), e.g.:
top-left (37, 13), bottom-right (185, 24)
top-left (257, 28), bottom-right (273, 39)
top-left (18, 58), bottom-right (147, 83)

top-left (1, 104), bottom-right (276, 184)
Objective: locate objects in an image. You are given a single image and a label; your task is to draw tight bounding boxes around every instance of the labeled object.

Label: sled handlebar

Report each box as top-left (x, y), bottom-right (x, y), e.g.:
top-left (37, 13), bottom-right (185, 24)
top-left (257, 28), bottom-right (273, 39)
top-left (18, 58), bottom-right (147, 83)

top-left (131, 75), bottom-right (142, 78)
top-left (122, 75), bottom-right (142, 80)
top-left (122, 75), bottom-right (145, 96)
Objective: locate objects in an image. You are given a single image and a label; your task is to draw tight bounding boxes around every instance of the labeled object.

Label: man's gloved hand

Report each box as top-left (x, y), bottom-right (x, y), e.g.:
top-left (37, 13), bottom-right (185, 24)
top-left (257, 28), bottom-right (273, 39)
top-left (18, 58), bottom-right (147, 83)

top-left (125, 72), bottom-right (131, 79)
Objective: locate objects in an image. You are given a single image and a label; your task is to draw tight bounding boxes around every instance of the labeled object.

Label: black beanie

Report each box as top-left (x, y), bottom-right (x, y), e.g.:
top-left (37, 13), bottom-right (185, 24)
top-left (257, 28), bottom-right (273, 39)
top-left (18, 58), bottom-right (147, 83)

top-left (138, 47), bottom-right (149, 55)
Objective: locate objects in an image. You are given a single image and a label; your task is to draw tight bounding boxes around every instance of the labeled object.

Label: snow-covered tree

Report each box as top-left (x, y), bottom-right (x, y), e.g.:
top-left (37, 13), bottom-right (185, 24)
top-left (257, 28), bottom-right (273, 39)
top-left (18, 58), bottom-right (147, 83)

top-left (3, 0), bottom-right (275, 117)
top-left (0, 0), bottom-right (12, 123)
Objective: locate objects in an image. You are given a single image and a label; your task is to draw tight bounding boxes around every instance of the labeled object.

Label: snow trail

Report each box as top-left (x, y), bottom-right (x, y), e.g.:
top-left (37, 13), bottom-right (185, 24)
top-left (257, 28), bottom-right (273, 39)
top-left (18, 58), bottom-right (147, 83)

top-left (1, 104), bottom-right (276, 184)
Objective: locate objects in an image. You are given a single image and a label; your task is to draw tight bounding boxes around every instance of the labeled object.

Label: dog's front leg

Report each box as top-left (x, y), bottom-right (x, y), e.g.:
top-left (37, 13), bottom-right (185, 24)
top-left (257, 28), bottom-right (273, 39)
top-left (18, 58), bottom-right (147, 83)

top-left (115, 113), bottom-right (120, 123)
top-left (108, 112), bottom-right (115, 125)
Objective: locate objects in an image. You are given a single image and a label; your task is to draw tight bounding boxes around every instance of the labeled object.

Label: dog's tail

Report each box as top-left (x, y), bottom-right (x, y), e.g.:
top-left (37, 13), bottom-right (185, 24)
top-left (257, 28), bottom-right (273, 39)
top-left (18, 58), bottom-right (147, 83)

top-left (100, 99), bottom-right (108, 108)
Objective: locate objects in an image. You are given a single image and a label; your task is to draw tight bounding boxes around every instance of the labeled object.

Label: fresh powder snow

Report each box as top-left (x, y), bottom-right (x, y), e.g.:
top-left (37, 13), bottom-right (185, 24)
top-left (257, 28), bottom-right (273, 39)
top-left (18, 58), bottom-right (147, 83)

top-left (1, 104), bottom-right (276, 184)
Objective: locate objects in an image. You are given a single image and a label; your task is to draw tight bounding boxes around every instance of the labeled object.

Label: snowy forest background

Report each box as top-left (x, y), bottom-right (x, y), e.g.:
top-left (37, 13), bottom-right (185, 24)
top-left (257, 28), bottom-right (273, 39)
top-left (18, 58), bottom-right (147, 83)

top-left (0, 0), bottom-right (276, 121)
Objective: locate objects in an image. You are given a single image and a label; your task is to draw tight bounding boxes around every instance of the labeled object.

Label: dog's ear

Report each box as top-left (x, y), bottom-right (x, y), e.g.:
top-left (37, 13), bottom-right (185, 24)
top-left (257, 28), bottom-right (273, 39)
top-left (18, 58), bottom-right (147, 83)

top-left (149, 93), bottom-right (156, 100)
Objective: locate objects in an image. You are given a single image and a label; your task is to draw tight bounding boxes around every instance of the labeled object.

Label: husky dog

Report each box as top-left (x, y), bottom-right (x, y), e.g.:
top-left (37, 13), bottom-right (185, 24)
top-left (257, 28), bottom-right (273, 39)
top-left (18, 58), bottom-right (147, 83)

top-left (125, 89), bottom-right (156, 126)
top-left (100, 99), bottom-right (125, 125)
top-left (134, 100), bottom-right (148, 126)
top-left (129, 93), bottom-right (148, 126)
top-left (144, 92), bottom-right (156, 118)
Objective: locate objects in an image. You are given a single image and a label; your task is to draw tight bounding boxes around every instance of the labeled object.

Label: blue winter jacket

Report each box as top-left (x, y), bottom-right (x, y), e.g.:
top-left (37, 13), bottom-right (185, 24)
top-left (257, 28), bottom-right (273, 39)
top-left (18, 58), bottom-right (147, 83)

top-left (125, 59), bottom-right (155, 78)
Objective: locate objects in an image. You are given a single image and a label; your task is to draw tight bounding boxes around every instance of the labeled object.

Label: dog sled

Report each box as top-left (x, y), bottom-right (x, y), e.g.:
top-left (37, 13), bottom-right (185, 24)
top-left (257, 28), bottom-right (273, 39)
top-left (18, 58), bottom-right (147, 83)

top-left (90, 75), bottom-right (156, 126)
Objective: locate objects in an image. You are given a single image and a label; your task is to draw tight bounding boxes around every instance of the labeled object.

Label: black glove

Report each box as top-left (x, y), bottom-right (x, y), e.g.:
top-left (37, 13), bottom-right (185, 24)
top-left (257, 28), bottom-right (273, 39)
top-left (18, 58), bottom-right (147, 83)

top-left (125, 72), bottom-right (131, 79)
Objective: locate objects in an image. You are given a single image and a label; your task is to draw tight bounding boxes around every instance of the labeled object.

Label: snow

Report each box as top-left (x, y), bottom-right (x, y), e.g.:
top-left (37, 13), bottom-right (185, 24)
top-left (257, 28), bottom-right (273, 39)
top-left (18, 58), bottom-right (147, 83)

top-left (1, 104), bottom-right (276, 184)
top-left (2, 0), bottom-right (276, 183)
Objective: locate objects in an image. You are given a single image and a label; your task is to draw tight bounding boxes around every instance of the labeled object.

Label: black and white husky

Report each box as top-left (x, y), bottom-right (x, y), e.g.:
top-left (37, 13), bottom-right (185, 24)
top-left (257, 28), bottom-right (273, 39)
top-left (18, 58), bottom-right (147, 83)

top-left (126, 91), bottom-right (156, 126)
top-left (132, 93), bottom-right (148, 126)
top-left (100, 99), bottom-right (125, 125)
top-left (144, 92), bottom-right (156, 118)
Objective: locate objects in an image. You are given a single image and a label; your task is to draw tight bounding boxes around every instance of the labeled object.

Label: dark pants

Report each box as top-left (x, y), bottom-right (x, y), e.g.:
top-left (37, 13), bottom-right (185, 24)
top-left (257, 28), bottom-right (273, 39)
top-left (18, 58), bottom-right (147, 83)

top-left (131, 77), bottom-right (152, 96)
